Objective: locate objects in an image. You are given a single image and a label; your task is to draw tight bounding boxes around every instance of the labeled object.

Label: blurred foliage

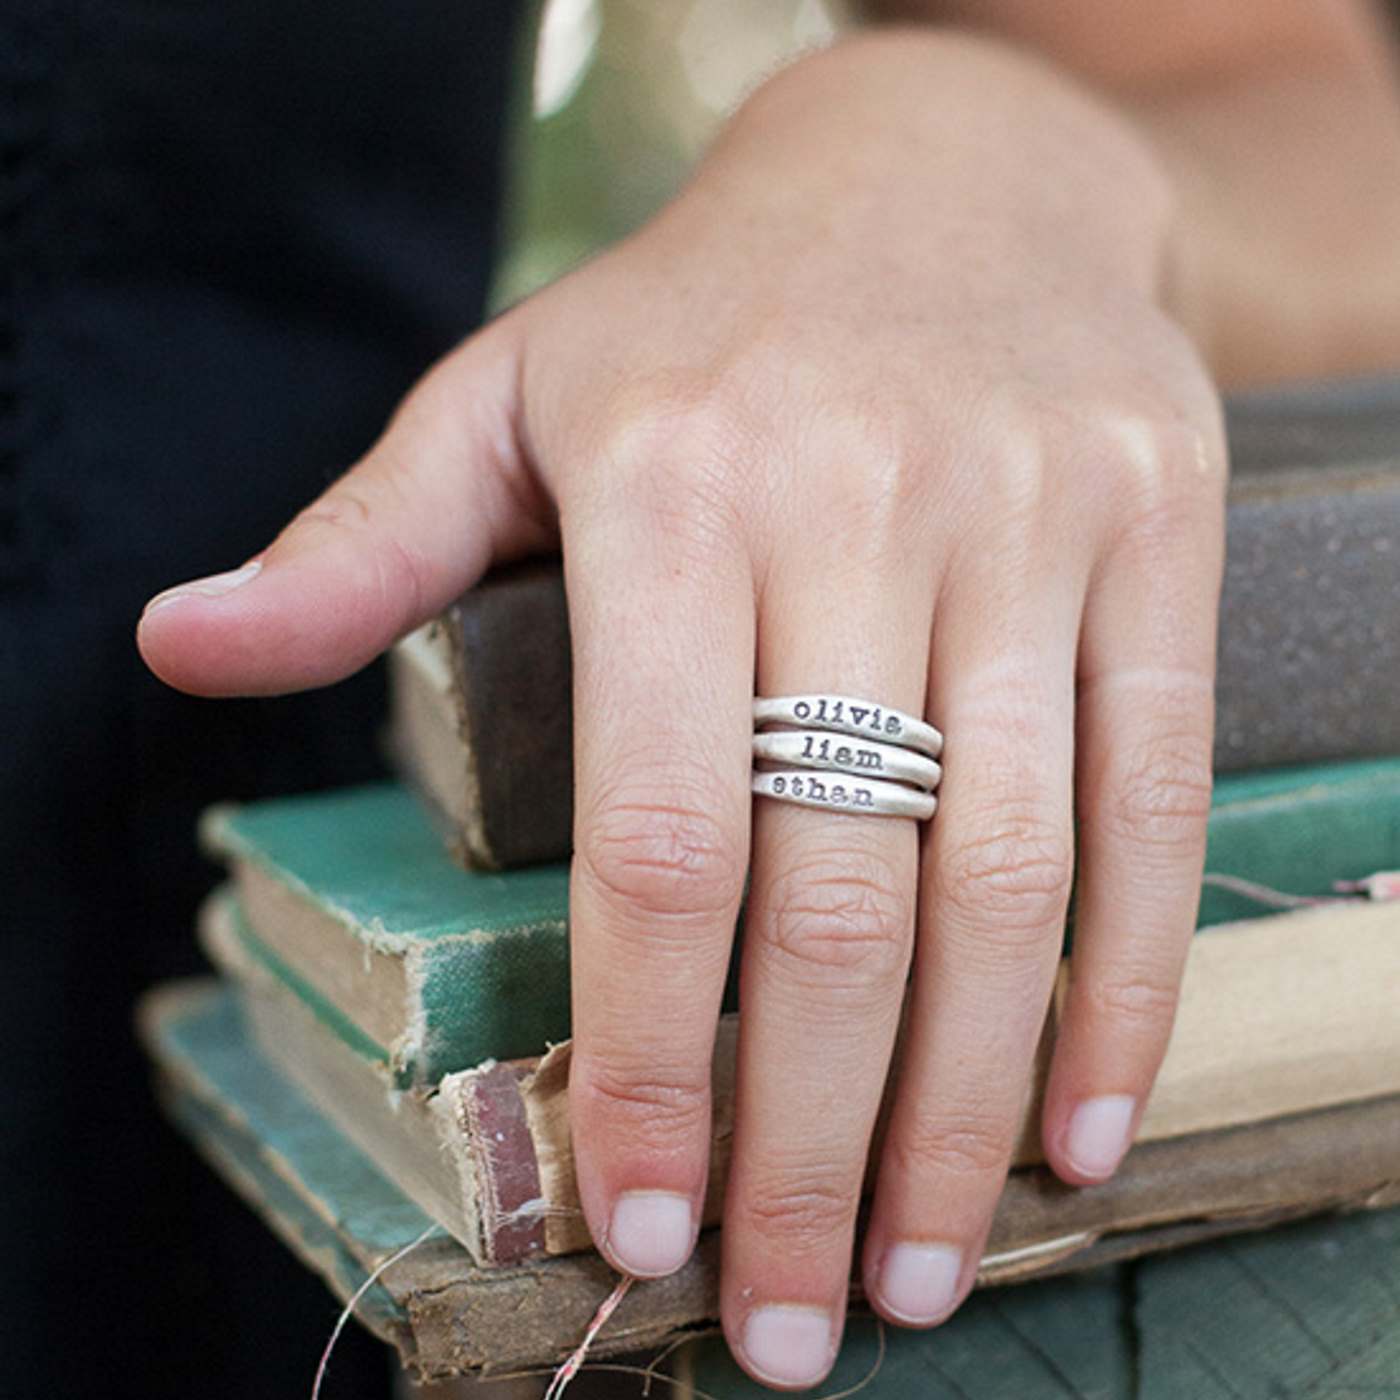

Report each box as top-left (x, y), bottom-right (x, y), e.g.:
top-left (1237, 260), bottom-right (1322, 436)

top-left (491, 0), bottom-right (855, 310)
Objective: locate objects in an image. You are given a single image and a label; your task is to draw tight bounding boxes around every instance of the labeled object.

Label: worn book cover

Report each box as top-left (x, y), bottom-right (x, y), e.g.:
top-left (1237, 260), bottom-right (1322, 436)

top-left (138, 979), bottom-right (1400, 1384)
top-left (199, 785), bottom-right (574, 1085)
top-left (199, 756), bottom-right (1400, 1092)
top-left (200, 884), bottom-right (1400, 1267)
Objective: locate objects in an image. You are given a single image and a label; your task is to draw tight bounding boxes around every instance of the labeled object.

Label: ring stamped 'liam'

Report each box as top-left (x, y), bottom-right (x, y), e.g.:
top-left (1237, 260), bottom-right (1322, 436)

top-left (752, 729), bottom-right (942, 792)
top-left (753, 693), bottom-right (944, 759)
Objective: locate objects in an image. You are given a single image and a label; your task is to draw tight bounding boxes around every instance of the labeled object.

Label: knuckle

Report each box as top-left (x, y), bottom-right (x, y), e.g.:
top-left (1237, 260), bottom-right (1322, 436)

top-left (741, 1163), bottom-right (859, 1251)
top-left (1111, 419), bottom-right (1226, 537)
top-left (761, 850), bottom-right (914, 987)
top-left (1084, 969), bottom-right (1181, 1039)
top-left (587, 387), bottom-right (753, 537)
top-left (892, 1108), bottom-right (1016, 1182)
top-left (802, 395), bottom-right (930, 523)
top-left (593, 387), bottom-right (706, 473)
top-left (577, 1061), bottom-right (712, 1147)
top-left (578, 788), bottom-right (746, 923)
top-left (981, 400), bottom-right (1053, 520)
top-left (294, 487), bottom-right (375, 535)
top-left (1104, 730), bottom-right (1214, 854)
top-left (937, 803), bottom-right (1074, 935)
top-left (286, 481), bottom-right (427, 626)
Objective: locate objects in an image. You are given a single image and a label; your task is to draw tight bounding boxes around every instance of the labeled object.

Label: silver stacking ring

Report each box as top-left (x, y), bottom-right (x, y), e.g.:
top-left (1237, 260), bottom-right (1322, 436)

top-left (751, 767), bottom-right (938, 820)
top-left (752, 693), bottom-right (943, 759)
top-left (751, 730), bottom-right (941, 791)
top-left (752, 692), bottom-right (944, 821)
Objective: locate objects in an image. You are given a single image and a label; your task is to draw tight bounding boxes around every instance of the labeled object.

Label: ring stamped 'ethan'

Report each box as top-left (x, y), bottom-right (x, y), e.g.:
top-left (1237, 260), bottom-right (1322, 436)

top-left (751, 768), bottom-right (939, 820)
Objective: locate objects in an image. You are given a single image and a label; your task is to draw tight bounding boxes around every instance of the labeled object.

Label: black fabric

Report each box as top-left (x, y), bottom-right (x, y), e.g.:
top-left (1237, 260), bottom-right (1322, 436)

top-left (1, 3), bottom-right (519, 1396)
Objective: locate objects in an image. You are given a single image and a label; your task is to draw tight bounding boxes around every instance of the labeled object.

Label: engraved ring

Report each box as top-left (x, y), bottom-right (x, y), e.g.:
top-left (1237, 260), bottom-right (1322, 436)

top-left (751, 768), bottom-right (938, 820)
top-left (752, 730), bottom-right (942, 791)
top-left (752, 693), bottom-right (943, 759)
top-left (751, 691), bottom-right (944, 821)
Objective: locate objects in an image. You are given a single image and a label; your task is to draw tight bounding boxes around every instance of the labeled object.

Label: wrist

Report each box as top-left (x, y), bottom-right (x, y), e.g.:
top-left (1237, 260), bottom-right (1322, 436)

top-left (1122, 61), bottom-right (1400, 385)
top-left (710, 27), bottom-right (1178, 302)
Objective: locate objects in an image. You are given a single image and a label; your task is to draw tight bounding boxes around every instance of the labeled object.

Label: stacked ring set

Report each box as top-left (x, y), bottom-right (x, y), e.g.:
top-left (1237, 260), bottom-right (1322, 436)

top-left (751, 693), bottom-right (944, 821)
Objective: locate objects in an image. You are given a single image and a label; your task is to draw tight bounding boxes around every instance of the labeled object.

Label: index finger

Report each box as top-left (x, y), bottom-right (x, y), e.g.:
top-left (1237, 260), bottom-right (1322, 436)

top-left (563, 447), bottom-right (755, 1278)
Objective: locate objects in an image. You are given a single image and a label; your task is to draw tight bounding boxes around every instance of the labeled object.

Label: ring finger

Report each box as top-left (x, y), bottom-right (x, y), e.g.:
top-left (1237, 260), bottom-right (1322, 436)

top-left (720, 534), bottom-right (936, 1391)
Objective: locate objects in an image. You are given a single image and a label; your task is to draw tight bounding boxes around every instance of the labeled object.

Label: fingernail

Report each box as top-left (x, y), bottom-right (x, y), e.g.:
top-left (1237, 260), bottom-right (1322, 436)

top-left (741, 1304), bottom-right (834, 1388)
top-left (607, 1191), bottom-right (693, 1276)
top-left (876, 1242), bottom-right (962, 1324)
top-left (1065, 1093), bottom-right (1136, 1178)
top-left (143, 561), bottom-right (262, 615)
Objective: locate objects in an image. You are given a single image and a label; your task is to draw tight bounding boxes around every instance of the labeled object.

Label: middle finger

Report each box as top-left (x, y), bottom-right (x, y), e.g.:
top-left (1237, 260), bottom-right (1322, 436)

top-left (861, 516), bottom-right (1089, 1326)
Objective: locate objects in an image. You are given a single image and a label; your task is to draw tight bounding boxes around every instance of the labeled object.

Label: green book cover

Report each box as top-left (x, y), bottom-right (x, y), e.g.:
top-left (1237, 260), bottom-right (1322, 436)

top-left (201, 785), bottom-right (576, 1083)
top-left (1067, 754), bottom-right (1400, 938)
top-left (202, 757), bottom-right (1400, 1082)
top-left (1194, 755), bottom-right (1400, 923)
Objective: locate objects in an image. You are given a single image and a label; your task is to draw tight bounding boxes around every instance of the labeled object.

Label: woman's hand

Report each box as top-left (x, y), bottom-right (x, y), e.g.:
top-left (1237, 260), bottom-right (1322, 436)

top-left (138, 31), bottom-right (1227, 1391)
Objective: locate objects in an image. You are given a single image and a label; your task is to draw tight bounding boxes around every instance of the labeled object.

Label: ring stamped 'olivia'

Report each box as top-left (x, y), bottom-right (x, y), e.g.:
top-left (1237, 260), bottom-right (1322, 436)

top-left (752, 729), bottom-right (942, 792)
top-left (753, 693), bottom-right (943, 759)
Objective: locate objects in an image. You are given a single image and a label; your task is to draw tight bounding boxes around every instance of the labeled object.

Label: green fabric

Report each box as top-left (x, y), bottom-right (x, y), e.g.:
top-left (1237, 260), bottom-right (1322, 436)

top-left (165, 1084), bottom-right (408, 1337)
top-left (1195, 756), bottom-right (1400, 926)
top-left (205, 785), bottom-right (572, 938)
top-left (1055, 754), bottom-right (1400, 944)
top-left (154, 985), bottom-right (431, 1310)
top-left (1134, 1209), bottom-right (1400, 1399)
top-left (202, 783), bottom-right (747, 1076)
top-left (203, 785), bottom-right (575, 1075)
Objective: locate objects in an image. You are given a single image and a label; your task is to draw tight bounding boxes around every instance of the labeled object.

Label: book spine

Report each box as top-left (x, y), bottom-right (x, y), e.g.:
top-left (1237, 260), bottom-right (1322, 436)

top-left (446, 557), bottom-right (573, 871)
top-left (411, 926), bottom-right (573, 1083)
top-left (449, 1062), bottom-right (549, 1264)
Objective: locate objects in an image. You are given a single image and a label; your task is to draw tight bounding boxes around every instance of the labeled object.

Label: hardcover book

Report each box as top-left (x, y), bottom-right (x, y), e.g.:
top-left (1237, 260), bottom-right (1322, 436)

top-left (198, 784), bottom-right (574, 1085)
top-left (199, 881), bottom-right (1400, 1267)
top-left (138, 978), bottom-right (1400, 1384)
top-left (391, 380), bottom-right (1400, 869)
top-left (199, 756), bottom-right (1400, 1093)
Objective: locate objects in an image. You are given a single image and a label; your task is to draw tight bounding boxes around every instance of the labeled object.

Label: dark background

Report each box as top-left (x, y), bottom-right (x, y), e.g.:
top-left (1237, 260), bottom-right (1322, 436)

top-left (2, 3), bottom-right (519, 1396)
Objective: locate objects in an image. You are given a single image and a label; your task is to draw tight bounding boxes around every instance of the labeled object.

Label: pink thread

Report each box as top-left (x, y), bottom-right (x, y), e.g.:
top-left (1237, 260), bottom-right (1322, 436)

top-left (1201, 869), bottom-right (1400, 909)
top-left (543, 1273), bottom-right (635, 1400)
top-left (1334, 869), bottom-right (1400, 901)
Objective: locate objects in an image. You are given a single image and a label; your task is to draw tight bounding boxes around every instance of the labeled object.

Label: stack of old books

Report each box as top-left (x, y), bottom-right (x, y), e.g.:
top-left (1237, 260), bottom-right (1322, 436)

top-left (138, 381), bottom-right (1400, 1389)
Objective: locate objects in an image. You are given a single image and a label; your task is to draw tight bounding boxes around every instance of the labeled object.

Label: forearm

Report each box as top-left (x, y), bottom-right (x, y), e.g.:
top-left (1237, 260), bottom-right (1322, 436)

top-left (862, 1), bottom-right (1400, 385)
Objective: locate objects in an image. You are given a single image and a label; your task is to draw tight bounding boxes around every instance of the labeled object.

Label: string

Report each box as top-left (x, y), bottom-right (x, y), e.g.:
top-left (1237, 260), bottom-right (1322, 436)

top-left (542, 1273), bottom-right (635, 1399)
top-left (1200, 868), bottom-right (1400, 909)
top-left (310, 1223), bottom-right (442, 1400)
top-left (502, 1307), bottom-right (888, 1400)
top-left (640, 1327), bottom-right (724, 1393)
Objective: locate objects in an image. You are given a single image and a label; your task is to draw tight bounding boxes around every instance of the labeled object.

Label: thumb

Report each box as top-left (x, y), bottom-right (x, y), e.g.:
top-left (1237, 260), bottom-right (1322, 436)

top-left (137, 316), bottom-right (555, 697)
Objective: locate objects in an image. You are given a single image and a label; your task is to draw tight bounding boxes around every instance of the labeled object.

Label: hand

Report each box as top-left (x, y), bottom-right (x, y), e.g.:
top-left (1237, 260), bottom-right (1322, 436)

top-left (138, 30), bottom-right (1227, 1391)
